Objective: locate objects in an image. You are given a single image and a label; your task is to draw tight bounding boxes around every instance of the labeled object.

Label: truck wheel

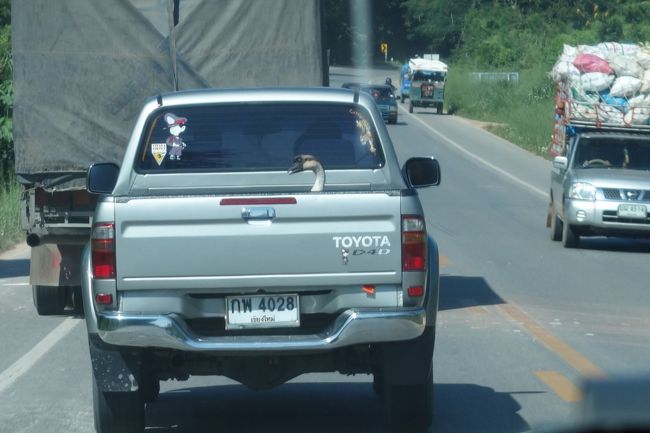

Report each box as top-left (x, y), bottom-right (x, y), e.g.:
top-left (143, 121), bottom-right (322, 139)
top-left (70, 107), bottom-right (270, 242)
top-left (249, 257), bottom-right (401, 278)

top-left (400, 96), bottom-right (404, 104)
top-left (32, 285), bottom-right (66, 315)
top-left (93, 379), bottom-right (145, 433)
top-left (436, 104), bottom-right (443, 115)
top-left (384, 365), bottom-right (433, 432)
top-left (549, 205), bottom-right (562, 242)
top-left (72, 286), bottom-right (84, 316)
top-left (562, 222), bottom-right (579, 248)
top-left (140, 372), bottom-right (160, 403)
top-left (409, 103), bottom-right (413, 114)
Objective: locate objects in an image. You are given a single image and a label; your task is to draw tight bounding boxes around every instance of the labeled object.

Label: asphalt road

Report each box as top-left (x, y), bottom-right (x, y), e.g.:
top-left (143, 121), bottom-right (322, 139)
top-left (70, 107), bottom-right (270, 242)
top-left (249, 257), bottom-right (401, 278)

top-left (1, 66), bottom-right (649, 433)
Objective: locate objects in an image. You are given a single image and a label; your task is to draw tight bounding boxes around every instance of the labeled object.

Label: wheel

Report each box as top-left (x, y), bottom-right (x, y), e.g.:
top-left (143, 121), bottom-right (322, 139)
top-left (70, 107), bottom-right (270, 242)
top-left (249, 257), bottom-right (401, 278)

top-left (93, 379), bottom-right (145, 433)
top-left (549, 204), bottom-right (562, 241)
top-left (32, 285), bottom-right (66, 315)
top-left (561, 221), bottom-right (579, 248)
top-left (409, 102), bottom-right (413, 114)
top-left (372, 370), bottom-right (384, 397)
top-left (72, 286), bottom-right (84, 316)
top-left (140, 372), bottom-right (160, 403)
top-left (384, 365), bottom-right (433, 432)
top-left (400, 96), bottom-right (404, 104)
top-left (436, 103), bottom-right (443, 115)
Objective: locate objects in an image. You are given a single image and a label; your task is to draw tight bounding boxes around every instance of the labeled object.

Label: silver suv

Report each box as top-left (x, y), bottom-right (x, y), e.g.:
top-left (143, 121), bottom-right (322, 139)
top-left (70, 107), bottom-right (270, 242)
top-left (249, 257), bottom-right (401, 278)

top-left (549, 129), bottom-right (650, 247)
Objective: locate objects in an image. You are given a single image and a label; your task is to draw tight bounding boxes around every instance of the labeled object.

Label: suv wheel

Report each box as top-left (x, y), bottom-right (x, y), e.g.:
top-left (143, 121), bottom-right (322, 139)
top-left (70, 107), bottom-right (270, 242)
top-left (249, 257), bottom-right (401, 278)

top-left (93, 379), bottom-right (145, 433)
top-left (562, 221), bottom-right (579, 248)
top-left (549, 205), bottom-right (562, 241)
top-left (384, 365), bottom-right (433, 432)
top-left (32, 285), bottom-right (66, 315)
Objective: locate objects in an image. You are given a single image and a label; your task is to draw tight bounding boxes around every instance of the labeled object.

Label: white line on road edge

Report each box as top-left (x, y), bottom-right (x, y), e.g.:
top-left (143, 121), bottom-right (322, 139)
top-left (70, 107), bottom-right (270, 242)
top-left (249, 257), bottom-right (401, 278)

top-left (399, 106), bottom-right (548, 199)
top-left (1, 283), bottom-right (30, 286)
top-left (0, 318), bottom-right (80, 394)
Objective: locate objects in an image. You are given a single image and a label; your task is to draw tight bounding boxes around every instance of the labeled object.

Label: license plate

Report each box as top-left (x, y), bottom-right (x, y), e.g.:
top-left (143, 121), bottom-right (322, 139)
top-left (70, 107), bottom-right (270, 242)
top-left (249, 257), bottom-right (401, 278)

top-left (617, 204), bottom-right (647, 219)
top-left (225, 294), bottom-right (299, 329)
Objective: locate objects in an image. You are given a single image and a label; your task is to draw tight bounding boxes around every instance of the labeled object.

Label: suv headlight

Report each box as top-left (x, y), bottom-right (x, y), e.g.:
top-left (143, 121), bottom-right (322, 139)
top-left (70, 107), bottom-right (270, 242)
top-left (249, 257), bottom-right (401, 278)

top-left (569, 182), bottom-right (596, 201)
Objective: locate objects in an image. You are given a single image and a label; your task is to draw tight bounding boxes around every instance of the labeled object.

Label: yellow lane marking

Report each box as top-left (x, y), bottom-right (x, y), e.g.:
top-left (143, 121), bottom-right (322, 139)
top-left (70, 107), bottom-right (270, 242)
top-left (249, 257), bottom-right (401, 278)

top-left (498, 303), bottom-right (605, 378)
top-left (439, 255), bottom-right (451, 267)
top-left (535, 371), bottom-right (583, 403)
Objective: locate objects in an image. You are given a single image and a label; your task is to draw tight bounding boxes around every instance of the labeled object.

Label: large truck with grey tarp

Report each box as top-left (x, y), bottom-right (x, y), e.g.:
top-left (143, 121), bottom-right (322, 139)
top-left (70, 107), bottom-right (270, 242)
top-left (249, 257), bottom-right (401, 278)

top-left (12, 0), bottom-right (327, 314)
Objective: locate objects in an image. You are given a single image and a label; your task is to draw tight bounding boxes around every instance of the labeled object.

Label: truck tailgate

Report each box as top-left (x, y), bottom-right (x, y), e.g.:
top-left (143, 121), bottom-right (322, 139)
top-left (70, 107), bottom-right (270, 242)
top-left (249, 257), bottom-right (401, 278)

top-left (114, 193), bottom-right (402, 291)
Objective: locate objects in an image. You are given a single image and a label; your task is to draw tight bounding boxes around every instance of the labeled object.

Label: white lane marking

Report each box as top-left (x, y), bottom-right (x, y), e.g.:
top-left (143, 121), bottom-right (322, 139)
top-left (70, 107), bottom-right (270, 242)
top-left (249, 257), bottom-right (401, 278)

top-left (0, 318), bottom-right (80, 394)
top-left (399, 106), bottom-right (547, 199)
top-left (1, 283), bottom-right (30, 286)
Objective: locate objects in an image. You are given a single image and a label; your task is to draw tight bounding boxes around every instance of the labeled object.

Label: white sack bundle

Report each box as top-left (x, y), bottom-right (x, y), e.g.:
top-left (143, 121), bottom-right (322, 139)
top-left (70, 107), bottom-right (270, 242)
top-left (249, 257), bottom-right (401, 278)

top-left (551, 61), bottom-right (580, 82)
top-left (559, 44), bottom-right (578, 62)
top-left (598, 104), bottom-right (625, 124)
top-left (624, 107), bottom-right (650, 125)
top-left (637, 50), bottom-right (650, 69)
top-left (580, 72), bottom-right (615, 92)
top-left (628, 94), bottom-right (649, 108)
top-left (640, 70), bottom-right (650, 94)
top-left (608, 55), bottom-right (644, 79)
top-left (610, 76), bottom-right (642, 97)
top-left (597, 42), bottom-right (640, 60)
top-left (577, 44), bottom-right (605, 58)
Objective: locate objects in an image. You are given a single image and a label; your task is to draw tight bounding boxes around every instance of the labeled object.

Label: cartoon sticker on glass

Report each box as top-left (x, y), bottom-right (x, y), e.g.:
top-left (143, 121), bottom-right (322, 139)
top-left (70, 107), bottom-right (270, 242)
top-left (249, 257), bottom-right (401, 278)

top-left (165, 113), bottom-right (187, 161)
top-left (151, 142), bottom-right (167, 166)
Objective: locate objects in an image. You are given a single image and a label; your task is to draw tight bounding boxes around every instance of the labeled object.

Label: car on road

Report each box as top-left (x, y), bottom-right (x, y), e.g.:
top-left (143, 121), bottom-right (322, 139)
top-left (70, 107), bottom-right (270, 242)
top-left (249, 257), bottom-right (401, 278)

top-left (84, 87), bottom-right (441, 432)
top-left (360, 84), bottom-right (399, 124)
top-left (549, 128), bottom-right (650, 247)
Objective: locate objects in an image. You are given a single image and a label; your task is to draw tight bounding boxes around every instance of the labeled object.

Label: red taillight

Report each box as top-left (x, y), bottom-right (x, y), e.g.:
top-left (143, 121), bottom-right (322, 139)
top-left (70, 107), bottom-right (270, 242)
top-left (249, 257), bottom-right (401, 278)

top-left (402, 216), bottom-right (426, 271)
top-left (95, 293), bottom-right (113, 305)
top-left (407, 286), bottom-right (424, 297)
top-left (92, 223), bottom-right (116, 279)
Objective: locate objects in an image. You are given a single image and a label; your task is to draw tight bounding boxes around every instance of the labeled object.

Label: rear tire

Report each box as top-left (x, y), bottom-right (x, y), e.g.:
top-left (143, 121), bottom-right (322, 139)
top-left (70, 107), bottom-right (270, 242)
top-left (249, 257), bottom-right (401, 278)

top-left (409, 102), bottom-right (413, 114)
top-left (32, 285), bottom-right (66, 315)
top-left (384, 365), bottom-right (433, 432)
top-left (436, 103), bottom-right (443, 115)
top-left (93, 379), bottom-right (145, 433)
top-left (562, 221), bottom-right (579, 248)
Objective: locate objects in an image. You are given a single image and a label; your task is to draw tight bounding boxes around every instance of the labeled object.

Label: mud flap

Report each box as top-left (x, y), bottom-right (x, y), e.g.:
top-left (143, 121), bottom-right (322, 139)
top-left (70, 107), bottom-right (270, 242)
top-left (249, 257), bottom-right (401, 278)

top-left (88, 333), bottom-right (143, 393)
top-left (379, 326), bottom-right (435, 385)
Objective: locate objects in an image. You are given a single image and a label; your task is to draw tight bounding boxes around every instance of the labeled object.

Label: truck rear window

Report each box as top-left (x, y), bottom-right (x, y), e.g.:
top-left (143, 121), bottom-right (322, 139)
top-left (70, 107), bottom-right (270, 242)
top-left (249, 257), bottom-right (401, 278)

top-left (136, 103), bottom-right (384, 172)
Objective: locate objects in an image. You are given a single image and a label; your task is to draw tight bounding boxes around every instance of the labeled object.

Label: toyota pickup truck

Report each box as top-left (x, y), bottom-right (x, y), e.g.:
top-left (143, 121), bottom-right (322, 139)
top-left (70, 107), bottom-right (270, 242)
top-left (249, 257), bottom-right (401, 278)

top-left (83, 87), bottom-right (441, 433)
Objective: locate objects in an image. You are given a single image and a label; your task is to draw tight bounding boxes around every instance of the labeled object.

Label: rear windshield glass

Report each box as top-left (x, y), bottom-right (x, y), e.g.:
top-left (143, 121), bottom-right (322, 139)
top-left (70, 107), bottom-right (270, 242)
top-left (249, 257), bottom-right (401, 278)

top-left (574, 137), bottom-right (650, 170)
top-left (136, 103), bottom-right (384, 172)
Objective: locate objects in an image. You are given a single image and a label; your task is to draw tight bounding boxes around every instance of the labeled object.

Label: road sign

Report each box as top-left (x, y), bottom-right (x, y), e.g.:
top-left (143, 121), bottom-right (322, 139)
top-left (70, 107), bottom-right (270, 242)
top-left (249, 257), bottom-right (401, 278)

top-left (380, 42), bottom-right (388, 54)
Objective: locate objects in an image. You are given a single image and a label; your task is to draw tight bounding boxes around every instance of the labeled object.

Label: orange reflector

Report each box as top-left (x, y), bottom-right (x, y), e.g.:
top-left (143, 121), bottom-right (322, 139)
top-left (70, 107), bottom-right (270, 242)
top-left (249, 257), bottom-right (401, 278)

top-left (407, 286), bottom-right (424, 297)
top-left (96, 293), bottom-right (113, 305)
top-left (362, 285), bottom-right (376, 295)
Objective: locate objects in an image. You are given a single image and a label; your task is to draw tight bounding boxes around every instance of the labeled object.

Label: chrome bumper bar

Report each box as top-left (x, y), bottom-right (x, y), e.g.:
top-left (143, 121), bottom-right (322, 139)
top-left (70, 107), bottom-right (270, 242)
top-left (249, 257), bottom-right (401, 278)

top-left (96, 308), bottom-right (426, 352)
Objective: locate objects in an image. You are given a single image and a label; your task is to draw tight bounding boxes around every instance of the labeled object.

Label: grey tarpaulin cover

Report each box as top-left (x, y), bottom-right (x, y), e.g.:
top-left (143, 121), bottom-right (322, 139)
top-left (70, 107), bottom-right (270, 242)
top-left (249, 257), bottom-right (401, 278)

top-left (13, 0), bottom-right (325, 179)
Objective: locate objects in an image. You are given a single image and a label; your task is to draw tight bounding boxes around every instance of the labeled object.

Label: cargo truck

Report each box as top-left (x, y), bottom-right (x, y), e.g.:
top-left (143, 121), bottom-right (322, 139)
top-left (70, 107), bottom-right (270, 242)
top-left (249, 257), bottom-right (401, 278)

top-left (12, 0), bottom-right (327, 314)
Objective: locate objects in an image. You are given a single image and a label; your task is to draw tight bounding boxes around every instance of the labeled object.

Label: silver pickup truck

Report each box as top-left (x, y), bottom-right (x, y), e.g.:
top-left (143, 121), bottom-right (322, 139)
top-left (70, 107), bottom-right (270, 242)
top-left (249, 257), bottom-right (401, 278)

top-left (83, 88), bottom-right (441, 433)
top-left (549, 126), bottom-right (650, 248)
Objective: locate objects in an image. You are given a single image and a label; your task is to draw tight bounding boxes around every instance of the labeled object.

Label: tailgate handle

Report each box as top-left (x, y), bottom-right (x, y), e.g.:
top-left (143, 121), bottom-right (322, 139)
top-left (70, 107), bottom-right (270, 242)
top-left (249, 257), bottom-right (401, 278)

top-left (241, 207), bottom-right (276, 221)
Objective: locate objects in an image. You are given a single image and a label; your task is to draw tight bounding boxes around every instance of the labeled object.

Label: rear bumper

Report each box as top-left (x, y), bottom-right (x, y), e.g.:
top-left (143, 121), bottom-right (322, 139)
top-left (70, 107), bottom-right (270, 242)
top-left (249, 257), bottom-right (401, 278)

top-left (96, 308), bottom-right (427, 353)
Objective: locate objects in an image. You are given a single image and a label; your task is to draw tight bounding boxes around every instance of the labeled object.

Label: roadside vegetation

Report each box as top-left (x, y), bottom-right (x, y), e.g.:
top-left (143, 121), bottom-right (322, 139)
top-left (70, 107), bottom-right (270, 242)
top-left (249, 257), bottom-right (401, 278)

top-left (325, 0), bottom-right (650, 157)
top-left (0, 0), bottom-right (16, 253)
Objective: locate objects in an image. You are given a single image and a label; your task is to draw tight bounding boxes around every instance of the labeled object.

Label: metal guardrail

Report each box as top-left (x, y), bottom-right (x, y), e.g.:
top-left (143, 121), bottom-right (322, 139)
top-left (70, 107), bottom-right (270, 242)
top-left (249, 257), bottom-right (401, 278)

top-left (470, 72), bottom-right (519, 83)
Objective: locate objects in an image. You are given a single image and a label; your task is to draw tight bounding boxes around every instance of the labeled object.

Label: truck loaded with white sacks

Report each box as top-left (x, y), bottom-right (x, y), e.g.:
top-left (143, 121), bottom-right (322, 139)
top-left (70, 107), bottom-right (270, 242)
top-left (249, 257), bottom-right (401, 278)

top-left (547, 42), bottom-right (650, 247)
